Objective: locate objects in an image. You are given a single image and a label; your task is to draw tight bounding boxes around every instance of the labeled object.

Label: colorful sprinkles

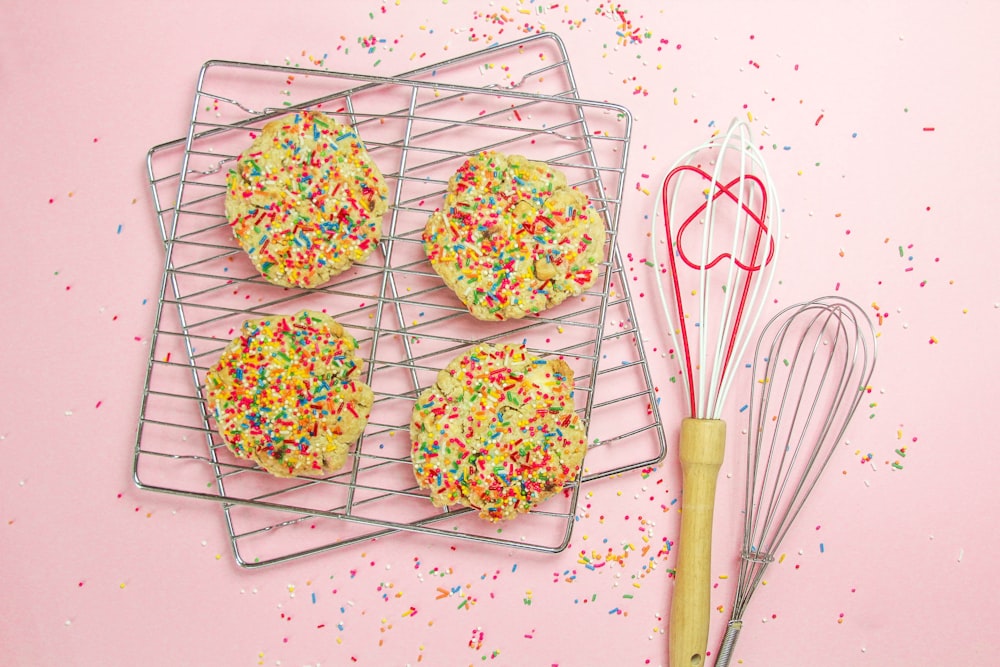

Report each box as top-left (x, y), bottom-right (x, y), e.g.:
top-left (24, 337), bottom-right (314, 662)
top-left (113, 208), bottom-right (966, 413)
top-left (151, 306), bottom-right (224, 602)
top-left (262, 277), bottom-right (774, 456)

top-left (410, 343), bottom-right (587, 521)
top-left (205, 310), bottom-right (373, 477)
top-left (225, 111), bottom-right (388, 288)
top-left (423, 151), bottom-right (606, 320)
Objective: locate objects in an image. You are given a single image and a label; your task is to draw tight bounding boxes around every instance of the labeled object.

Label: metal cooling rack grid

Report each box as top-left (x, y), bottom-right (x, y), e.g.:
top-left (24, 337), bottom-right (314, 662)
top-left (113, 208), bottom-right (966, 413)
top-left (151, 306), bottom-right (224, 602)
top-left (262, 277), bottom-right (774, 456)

top-left (135, 33), bottom-right (667, 567)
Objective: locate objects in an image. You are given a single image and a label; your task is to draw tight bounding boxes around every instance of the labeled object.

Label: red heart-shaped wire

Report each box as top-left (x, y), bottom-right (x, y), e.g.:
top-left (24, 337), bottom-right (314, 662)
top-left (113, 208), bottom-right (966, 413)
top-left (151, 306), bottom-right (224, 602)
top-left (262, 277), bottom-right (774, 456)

top-left (664, 165), bottom-right (774, 272)
top-left (661, 164), bottom-right (775, 416)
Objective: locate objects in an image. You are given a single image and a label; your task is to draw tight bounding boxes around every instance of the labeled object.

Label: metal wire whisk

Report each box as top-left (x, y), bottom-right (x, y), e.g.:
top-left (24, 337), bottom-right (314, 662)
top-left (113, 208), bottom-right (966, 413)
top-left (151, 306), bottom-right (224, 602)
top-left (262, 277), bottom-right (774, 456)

top-left (651, 118), bottom-right (781, 667)
top-left (714, 296), bottom-right (877, 667)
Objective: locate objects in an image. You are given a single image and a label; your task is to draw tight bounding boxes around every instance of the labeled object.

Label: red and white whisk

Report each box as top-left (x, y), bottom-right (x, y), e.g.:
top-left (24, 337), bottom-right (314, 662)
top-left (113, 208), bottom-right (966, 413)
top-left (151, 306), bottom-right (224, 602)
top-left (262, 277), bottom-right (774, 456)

top-left (651, 119), bottom-right (781, 667)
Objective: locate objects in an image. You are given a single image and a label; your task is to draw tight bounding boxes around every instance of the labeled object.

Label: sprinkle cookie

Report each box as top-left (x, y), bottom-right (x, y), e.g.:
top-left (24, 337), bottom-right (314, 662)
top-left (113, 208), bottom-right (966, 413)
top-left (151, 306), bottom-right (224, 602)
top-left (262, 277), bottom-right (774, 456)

top-left (206, 310), bottom-right (373, 478)
top-left (423, 151), bottom-right (606, 320)
top-left (410, 343), bottom-right (588, 521)
top-left (225, 111), bottom-right (389, 288)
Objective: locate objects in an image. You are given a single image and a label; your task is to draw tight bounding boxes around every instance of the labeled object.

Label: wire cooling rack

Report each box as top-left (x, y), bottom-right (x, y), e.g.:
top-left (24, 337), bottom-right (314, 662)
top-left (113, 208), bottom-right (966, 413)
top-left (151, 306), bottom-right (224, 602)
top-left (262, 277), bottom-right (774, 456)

top-left (135, 32), bottom-right (666, 567)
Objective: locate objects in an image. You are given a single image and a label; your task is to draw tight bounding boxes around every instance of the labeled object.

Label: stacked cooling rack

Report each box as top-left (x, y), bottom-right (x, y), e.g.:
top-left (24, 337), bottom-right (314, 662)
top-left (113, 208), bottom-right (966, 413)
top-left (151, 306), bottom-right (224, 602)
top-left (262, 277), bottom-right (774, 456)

top-left (134, 32), bottom-right (666, 567)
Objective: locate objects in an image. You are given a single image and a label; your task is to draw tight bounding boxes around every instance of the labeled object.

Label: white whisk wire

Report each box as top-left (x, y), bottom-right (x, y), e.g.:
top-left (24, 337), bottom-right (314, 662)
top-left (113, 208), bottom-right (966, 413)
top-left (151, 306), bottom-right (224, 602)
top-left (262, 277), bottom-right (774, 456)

top-left (649, 118), bottom-right (782, 419)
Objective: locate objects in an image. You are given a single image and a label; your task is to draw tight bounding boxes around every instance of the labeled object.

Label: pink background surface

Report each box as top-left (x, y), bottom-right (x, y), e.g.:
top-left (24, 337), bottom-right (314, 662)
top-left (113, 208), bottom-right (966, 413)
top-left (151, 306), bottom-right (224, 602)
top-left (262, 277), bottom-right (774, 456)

top-left (2, 2), bottom-right (998, 665)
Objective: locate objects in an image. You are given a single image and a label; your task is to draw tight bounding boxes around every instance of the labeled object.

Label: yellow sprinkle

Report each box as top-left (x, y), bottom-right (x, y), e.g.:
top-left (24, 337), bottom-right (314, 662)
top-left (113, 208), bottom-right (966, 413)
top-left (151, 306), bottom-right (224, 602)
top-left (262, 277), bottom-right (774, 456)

top-left (747, 111), bottom-right (754, 122)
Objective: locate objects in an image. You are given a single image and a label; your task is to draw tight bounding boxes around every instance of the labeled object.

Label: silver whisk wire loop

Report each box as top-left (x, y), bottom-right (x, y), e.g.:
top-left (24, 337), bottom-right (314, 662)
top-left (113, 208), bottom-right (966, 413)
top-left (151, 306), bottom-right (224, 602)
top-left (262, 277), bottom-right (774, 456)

top-left (715, 295), bottom-right (877, 667)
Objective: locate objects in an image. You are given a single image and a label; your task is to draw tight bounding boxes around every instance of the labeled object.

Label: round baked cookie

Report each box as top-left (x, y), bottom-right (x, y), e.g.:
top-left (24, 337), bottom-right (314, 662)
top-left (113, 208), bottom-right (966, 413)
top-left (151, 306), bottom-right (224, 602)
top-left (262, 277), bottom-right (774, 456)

top-left (410, 343), bottom-right (588, 521)
top-left (225, 110), bottom-right (389, 288)
top-left (422, 151), bottom-right (606, 320)
top-left (206, 310), bottom-right (373, 478)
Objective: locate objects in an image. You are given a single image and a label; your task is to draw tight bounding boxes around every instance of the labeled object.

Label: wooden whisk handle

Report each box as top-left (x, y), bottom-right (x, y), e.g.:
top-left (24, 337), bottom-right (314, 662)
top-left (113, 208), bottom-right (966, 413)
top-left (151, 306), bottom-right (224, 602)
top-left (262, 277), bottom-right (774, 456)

top-left (669, 418), bottom-right (727, 667)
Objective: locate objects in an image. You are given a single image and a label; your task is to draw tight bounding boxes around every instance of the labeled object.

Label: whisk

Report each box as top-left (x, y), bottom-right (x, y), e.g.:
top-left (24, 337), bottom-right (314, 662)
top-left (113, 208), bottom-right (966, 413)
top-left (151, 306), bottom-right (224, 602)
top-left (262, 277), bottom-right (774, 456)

top-left (714, 296), bottom-right (877, 667)
top-left (651, 118), bottom-right (781, 667)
